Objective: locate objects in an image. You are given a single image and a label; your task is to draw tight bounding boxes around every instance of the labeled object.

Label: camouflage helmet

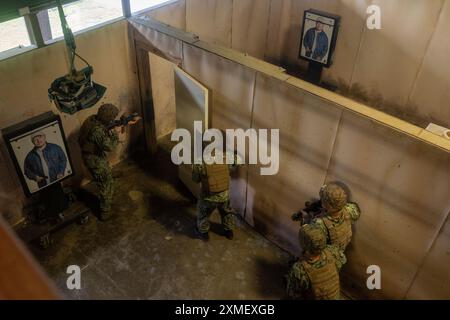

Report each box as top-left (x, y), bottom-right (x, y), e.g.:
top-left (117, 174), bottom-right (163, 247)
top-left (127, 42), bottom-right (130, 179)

top-left (97, 104), bottom-right (119, 125)
top-left (319, 183), bottom-right (348, 213)
top-left (299, 224), bottom-right (326, 254)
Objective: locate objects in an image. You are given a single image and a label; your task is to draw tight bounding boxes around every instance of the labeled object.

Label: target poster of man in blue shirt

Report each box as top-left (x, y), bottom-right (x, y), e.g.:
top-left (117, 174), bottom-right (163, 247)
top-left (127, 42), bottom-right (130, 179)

top-left (300, 12), bottom-right (338, 66)
top-left (24, 131), bottom-right (68, 189)
top-left (8, 120), bottom-right (73, 194)
top-left (303, 18), bottom-right (329, 61)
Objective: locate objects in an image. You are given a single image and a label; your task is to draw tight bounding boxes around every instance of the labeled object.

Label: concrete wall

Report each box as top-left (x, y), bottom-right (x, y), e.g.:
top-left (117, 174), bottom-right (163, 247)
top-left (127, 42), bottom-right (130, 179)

top-left (148, 0), bottom-right (450, 130)
top-left (0, 20), bottom-right (141, 225)
top-left (130, 14), bottom-right (450, 299)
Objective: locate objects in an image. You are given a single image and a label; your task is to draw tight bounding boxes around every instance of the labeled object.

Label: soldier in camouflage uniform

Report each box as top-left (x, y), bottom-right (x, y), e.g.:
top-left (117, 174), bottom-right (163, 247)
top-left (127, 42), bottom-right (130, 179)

top-left (192, 152), bottom-right (240, 241)
top-left (79, 104), bottom-right (120, 221)
top-left (293, 183), bottom-right (361, 251)
top-left (313, 183), bottom-right (361, 251)
top-left (286, 224), bottom-right (346, 300)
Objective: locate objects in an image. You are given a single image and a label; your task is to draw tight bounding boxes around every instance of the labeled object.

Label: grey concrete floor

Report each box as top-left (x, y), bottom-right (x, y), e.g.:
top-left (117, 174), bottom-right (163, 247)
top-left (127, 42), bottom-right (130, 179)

top-left (30, 148), bottom-right (291, 300)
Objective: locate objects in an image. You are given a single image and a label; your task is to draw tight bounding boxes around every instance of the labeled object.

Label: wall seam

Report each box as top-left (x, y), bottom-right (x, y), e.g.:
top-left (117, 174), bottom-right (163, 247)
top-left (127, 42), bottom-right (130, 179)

top-left (184, 0), bottom-right (187, 30)
top-left (349, 0), bottom-right (376, 87)
top-left (348, 23), bottom-right (366, 87)
top-left (405, 0), bottom-right (446, 108)
top-left (181, 39), bottom-right (185, 68)
top-left (230, 0), bottom-right (234, 48)
top-left (322, 110), bottom-right (343, 185)
top-left (243, 71), bottom-right (258, 222)
top-left (263, 0), bottom-right (274, 61)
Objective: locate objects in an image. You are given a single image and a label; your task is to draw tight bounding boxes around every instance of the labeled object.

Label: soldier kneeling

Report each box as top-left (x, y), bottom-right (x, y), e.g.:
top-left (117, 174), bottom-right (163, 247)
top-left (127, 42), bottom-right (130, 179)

top-left (286, 224), bottom-right (346, 300)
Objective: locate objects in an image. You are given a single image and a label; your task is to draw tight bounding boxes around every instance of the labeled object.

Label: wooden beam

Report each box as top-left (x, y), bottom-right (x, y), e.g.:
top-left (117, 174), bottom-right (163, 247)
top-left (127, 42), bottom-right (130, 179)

top-left (134, 39), bottom-right (181, 66)
top-left (129, 16), bottom-right (199, 44)
top-left (0, 217), bottom-right (59, 300)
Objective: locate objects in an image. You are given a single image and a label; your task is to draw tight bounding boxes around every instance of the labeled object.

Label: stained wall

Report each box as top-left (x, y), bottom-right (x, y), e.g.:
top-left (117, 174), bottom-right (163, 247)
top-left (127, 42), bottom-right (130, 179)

top-left (147, 0), bottom-right (450, 129)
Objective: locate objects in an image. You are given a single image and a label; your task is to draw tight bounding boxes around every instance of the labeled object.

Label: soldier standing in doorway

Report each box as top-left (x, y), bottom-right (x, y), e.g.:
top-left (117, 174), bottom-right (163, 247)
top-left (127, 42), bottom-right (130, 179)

top-left (192, 143), bottom-right (241, 241)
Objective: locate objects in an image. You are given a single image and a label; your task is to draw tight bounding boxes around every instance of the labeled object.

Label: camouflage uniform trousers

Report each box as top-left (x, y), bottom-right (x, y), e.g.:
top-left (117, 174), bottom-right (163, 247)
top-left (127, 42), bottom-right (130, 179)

top-left (197, 198), bottom-right (235, 234)
top-left (286, 260), bottom-right (307, 299)
top-left (83, 154), bottom-right (114, 214)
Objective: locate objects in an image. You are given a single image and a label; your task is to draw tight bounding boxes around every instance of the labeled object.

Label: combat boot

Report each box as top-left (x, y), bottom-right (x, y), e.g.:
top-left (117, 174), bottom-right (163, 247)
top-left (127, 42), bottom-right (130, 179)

top-left (100, 210), bottom-right (111, 221)
top-left (195, 227), bottom-right (209, 241)
top-left (224, 229), bottom-right (234, 240)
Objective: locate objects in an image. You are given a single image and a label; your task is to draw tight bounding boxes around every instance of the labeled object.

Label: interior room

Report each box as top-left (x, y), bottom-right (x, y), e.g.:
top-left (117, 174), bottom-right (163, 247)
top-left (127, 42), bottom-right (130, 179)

top-left (0, 0), bottom-right (449, 301)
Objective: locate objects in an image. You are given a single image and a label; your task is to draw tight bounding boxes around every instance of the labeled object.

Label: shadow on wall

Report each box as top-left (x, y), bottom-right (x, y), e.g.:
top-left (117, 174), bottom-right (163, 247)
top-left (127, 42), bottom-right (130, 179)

top-left (336, 82), bottom-right (437, 129)
top-left (0, 140), bottom-right (24, 224)
top-left (66, 128), bottom-right (89, 189)
top-left (150, 0), bottom-right (449, 128)
top-left (271, 0), bottom-right (449, 129)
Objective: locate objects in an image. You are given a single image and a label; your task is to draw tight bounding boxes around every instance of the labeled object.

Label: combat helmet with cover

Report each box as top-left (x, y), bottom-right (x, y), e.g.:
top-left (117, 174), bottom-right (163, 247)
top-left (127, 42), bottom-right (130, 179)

top-left (97, 103), bottom-right (119, 125)
top-left (319, 183), bottom-right (348, 213)
top-left (299, 224), bottom-right (327, 255)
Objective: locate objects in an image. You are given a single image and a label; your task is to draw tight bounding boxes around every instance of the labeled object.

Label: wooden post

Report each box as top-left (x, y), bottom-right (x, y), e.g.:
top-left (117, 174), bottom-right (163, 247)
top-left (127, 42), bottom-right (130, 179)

top-left (24, 13), bottom-right (45, 48)
top-left (135, 45), bottom-right (158, 154)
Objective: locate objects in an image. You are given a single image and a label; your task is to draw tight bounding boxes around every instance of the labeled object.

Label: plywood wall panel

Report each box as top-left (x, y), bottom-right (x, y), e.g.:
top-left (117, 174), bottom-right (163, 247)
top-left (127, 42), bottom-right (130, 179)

top-left (265, 0), bottom-right (304, 68)
top-left (266, 0), bottom-right (369, 86)
top-left (149, 53), bottom-right (177, 138)
top-left (182, 44), bottom-right (256, 216)
top-left (350, 0), bottom-right (445, 109)
top-left (313, 0), bottom-right (369, 86)
top-left (144, 0), bottom-right (187, 30)
top-left (407, 0), bottom-right (450, 128)
top-left (406, 214), bottom-right (450, 299)
top-left (325, 112), bottom-right (450, 299)
top-left (231, 0), bottom-right (271, 59)
top-left (264, 0), bottom-right (290, 64)
top-left (186, 0), bottom-right (233, 47)
top-left (245, 73), bottom-right (342, 253)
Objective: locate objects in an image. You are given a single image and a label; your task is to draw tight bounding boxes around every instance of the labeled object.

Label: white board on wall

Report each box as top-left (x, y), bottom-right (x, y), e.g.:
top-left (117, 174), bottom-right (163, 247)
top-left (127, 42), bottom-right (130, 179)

top-left (174, 66), bottom-right (209, 198)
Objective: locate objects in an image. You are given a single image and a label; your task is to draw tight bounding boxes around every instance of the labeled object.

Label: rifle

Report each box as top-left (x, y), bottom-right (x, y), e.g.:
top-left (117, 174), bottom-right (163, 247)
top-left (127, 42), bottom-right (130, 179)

top-left (291, 199), bottom-right (324, 225)
top-left (106, 113), bottom-right (141, 131)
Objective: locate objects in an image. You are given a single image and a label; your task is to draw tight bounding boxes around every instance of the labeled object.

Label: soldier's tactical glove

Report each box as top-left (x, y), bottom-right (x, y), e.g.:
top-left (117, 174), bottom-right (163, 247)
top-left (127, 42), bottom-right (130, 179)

top-left (291, 211), bottom-right (302, 222)
top-left (291, 212), bottom-right (301, 221)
